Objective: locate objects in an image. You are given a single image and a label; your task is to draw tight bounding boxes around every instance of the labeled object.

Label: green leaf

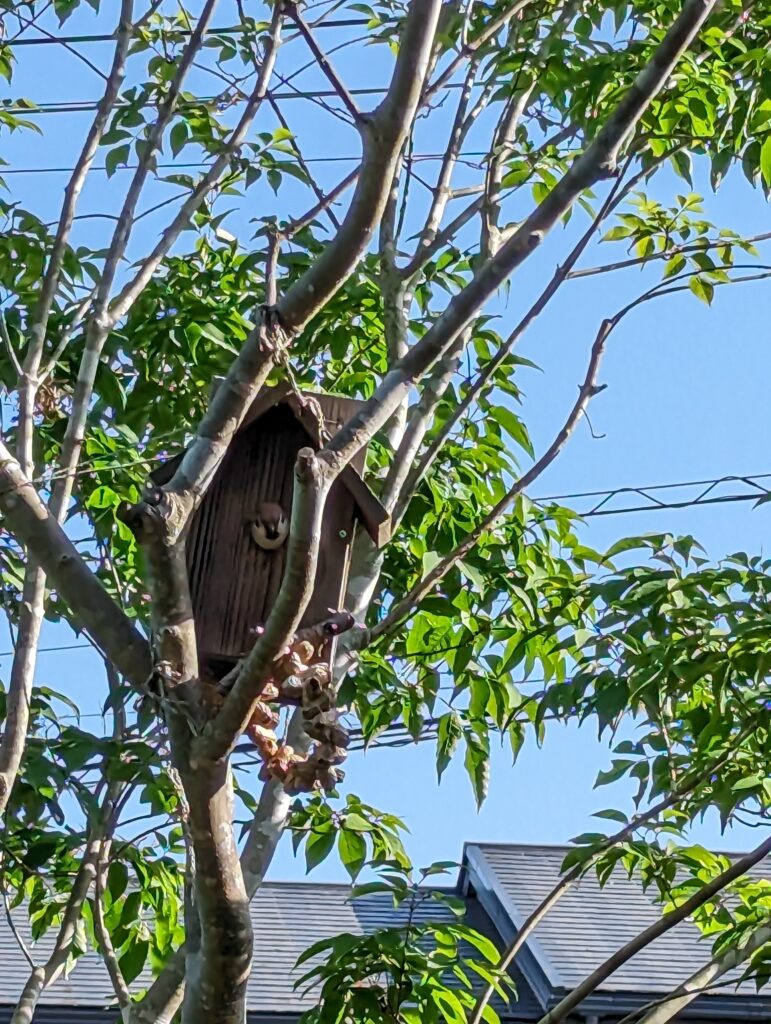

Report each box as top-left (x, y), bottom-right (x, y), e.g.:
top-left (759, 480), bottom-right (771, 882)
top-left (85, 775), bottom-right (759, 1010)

top-left (672, 150), bottom-right (693, 186)
top-left (305, 827), bottom-right (336, 872)
top-left (433, 987), bottom-right (468, 1024)
top-left (689, 276), bottom-right (714, 305)
top-left (350, 880), bottom-right (396, 899)
top-left (105, 144), bottom-right (130, 178)
top-left (592, 808), bottom-right (628, 823)
top-left (760, 135), bottom-right (771, 188)
top-left (464, 734), bottom-right (490, 809)
top-left (457, 559), bottom-right (485, 589)
top-left (118, 938), bottom-right (149, 984)
top-left (493, 406), bottom-right (534, 457)
top-left (436, 712), bottom-right (462, 781)
top-left (170, 121), bottom-right (189, 157)
top-left (342, 812), bottom-right (374, 832)
top-left (602, 224), bottom-right (633, 241)
top-left (107, 861), bottom-right (129, 903)
top-left (663, 253), bottom-right (686, 279)
top-left (338, 829), bottom-right (367, 881)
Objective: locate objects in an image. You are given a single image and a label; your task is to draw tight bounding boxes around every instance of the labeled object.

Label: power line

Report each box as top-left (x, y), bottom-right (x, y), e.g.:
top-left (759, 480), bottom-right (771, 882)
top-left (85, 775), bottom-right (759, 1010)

top-left (0, 152), bottom-right (482, 176)
top-left (537, 472), bottom-right (771, 517)
top-left (8, 20), bottom-right (369, 48)
top-left (0, 85), bottom-right (421, 115)
top-left (0, 471), bottom-right (766, 660)
top-left (0, 642), bottom-right (94, 658)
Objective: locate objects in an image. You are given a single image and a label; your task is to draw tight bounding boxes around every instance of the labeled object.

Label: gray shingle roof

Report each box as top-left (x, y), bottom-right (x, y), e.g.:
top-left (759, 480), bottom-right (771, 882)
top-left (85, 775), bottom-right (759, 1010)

top-left (4, 844), bottom-right (769, 1021)
top-left (0, 880), bottom-right (540, 1019)
top-left (465, 842), bottom-right (771, 1015)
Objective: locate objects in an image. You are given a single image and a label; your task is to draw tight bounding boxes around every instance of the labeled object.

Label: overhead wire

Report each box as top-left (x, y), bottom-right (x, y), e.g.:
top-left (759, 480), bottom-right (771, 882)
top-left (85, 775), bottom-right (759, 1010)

top-left (0, 85), bottom-right (447, 115)
top-left (0, 151), bottom-right (486, 176)
top-left (6, 19), bottom-right (371, 47)
top-left (1, 469), bottom-right (770, 663)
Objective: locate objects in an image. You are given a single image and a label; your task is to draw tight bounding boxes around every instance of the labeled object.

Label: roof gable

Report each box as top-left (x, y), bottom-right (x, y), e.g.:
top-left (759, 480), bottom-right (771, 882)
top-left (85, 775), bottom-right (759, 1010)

top-left (464, 841), bottom-right (771, 1017)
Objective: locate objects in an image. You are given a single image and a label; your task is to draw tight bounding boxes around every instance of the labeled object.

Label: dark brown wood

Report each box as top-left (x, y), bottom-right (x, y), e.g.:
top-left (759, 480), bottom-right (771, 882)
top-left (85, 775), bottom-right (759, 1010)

top-left (195, 384), bottom-right (390, 545)
top-left (151, 387), bottom-right (388, 677)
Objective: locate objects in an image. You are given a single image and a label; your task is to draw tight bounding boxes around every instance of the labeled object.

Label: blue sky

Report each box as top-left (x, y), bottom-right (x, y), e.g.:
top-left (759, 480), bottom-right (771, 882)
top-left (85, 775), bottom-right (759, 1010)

top-left (1, 2), bottom-right (770, 881)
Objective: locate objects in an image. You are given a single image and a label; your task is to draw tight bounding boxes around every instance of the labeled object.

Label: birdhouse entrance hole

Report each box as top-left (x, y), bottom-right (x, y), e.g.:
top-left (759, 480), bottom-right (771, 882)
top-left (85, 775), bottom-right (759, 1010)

top-left (152, 386), bottom-right (389, 682)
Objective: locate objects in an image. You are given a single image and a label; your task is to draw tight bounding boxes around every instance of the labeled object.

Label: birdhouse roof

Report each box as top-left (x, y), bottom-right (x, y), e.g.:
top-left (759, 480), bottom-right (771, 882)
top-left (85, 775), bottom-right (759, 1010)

top-left (153, 382), bottom-right (391, 547)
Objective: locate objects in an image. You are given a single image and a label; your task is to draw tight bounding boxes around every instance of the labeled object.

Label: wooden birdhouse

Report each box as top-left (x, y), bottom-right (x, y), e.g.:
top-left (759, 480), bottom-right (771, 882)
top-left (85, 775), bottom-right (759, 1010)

top-left (152, 384), bottom-right (389, 681)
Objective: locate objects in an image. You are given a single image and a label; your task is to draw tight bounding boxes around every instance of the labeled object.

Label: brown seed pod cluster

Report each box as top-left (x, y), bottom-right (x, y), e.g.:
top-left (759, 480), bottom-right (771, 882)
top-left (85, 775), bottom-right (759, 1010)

top-left (245, 611), bottom-right (355, 795)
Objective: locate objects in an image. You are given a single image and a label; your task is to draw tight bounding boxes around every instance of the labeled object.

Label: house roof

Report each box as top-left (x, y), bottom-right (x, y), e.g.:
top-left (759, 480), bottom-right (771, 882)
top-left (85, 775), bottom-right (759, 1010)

top-left (463, 842), bottom-right (771, 1019)
top-left (3, 844), bottom-right (770, 1021)
top-left (0, 880), bottom-right (540, 1019)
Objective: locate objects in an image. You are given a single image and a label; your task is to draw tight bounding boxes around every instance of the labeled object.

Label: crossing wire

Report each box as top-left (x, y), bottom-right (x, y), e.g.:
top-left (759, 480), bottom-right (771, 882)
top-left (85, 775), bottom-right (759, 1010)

top-left (0, 151), bottom-right (485, 175)
top-left (7, 20), bottom-right (370, 47)
top-left (0, 470), bottom-right (769, 661)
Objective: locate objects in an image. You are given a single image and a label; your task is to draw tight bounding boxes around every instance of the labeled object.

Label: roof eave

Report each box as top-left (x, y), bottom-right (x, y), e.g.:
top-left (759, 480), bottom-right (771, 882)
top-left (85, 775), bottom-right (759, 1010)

top-left (462, 844), bottom-right (555, 1010)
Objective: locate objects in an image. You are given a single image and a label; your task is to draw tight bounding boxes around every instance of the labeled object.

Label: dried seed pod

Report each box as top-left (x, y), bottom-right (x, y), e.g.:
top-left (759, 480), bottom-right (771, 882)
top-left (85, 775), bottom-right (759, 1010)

top-left (250, 701), bottom-right (279, 729)
top-left (314, 742), bottom-right (348, 767)
top-left (301, 675), bottom-right (335, 715)
top-left (304, 712), bottom-right (350, 749)
top-left (276, 676), bottom-right (304, 704)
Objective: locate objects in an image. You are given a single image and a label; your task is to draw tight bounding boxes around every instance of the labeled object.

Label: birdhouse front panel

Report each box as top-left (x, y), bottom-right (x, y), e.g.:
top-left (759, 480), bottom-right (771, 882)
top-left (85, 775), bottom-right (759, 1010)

top-left (184, 401), bottom-right (358, 668)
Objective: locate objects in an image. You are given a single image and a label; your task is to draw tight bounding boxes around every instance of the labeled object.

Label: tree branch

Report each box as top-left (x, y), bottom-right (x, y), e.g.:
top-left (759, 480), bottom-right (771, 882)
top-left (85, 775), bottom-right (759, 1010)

top-left (177, 751), bottom-right (252, 1024)
top-left (18, 0), bottom-right (131, 474)
top-left (128, 710), bottom-right (310, 1024)
top-left (533, 834), bottom-right (771, 1024)
top-left (10, 764), bottom-right (124, 1024)
top-left (405, 56), bottom-right (480, 277)
top-left (0, 5), bottom-right (135, 819)
top-left (379, 147), bottom-right (411, 451)
top-left (283, 167), bottom-right (358, 239)
top-left (94, 840), bottom-right (132, 1015)
top-left (0, 442), bottom-right (151, 687)
top-left (10, 840), bottom-right (101, 1024)
top-left (155, 0), bottom-right (442, 535)
top-left (110, 4), bottom-right (285, 325)
top-left (286, 0), bottom-right (362, 123)
top-left (51, 0), bottom-right (219, 521)
top-left (425, 0), bottom-right (534, 103)
top-left (316, 0), bottom-right (720, 480)
top-left (392, 155), bottom-right (639, 521)
top-left (467, 730), bottom-right (754, 1024)
top-left (631, 921), bottom-right (771, 1024)
top-left (365, 313), bottom-right (611, 646)
top-left (483, 4), bottom-right (578, 257)
top-left (568, 228), bottom-right (771, 279)
top-left (0, 571), bottom-right (45, 815)
top-left (276, 0), bottom-right (443, 335)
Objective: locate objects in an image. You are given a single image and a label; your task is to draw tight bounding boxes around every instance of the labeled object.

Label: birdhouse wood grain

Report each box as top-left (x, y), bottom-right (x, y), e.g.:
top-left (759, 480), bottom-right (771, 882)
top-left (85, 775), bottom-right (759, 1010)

top-left (152, 384), bottom-right (389, 680)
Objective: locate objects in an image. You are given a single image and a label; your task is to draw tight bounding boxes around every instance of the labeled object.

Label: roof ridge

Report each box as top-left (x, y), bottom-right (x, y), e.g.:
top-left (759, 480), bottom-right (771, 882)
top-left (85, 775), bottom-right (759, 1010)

top-left (464, 840), bottom-right (771, 858)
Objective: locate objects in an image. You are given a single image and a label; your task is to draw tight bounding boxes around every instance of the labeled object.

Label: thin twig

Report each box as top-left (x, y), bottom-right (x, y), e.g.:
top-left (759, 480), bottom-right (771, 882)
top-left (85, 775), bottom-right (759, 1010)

top-left (0, 864), bottom-right (35, 970)
top-left (285, 0), bottom-right (362, 123)
top-left (569, 229), bottom-right (771, 279)
top-left (10, 7), bottom-right (109, 79)
top-left (466, 726), bottom-right (755, 1024)
top-left (19, 0), bottom-right (133, 478)
top-left (265, 230), bottom-right (280, 308)
top-left (93, 840), bottom-right (132, 1010)
top-left (392, 149), bottom-right (670, 521)
top-left (50, 0), bottom-right (220, 522)
top-left (368, 313), bottom-right (612, 646)
top-left (0, 311), bottom-right (22, 378)
top-left (533, 834), bottom-right (771, 1024)
top-left (284, 168), bottom-right (358, 238)
top-left (424, 0), bottom-right (534, 103)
